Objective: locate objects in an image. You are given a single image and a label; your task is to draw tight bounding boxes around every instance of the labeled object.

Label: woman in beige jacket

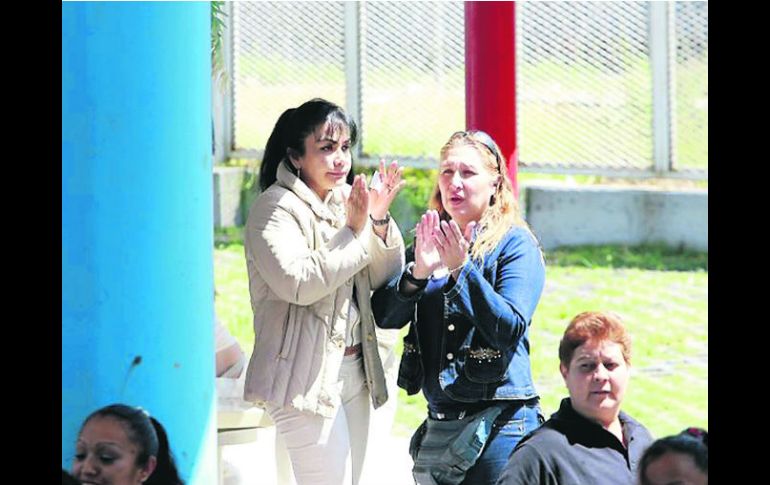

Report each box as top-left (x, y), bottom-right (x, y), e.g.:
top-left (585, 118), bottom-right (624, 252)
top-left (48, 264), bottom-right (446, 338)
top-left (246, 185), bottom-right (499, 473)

top-left (243, 98), bottom-right (405, 485)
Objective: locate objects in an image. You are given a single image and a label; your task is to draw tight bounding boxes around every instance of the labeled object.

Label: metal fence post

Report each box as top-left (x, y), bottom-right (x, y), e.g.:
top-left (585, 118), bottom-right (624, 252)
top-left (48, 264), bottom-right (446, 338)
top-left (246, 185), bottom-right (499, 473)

top-left (344, 1), bottom-right (362, 160)
top-left (221, 1), bottom-right (235, 159)
top-left (650, 1), bottom-right (674, 174)
top-left (212, 1), bottom-right (234, 163)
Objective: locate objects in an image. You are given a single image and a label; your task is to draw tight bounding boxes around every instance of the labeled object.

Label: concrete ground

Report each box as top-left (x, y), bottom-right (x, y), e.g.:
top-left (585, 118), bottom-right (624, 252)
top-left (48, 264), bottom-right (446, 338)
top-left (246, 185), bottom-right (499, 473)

top-left (221, 426), bottom-right (414, 485)
top-left (217, 358), bottom-right (414, 484)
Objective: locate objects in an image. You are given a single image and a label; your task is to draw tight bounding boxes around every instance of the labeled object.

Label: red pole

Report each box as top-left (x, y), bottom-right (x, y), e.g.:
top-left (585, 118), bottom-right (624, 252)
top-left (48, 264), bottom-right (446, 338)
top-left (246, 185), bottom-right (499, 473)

top-left (465, 1), bottom-right (518, 196)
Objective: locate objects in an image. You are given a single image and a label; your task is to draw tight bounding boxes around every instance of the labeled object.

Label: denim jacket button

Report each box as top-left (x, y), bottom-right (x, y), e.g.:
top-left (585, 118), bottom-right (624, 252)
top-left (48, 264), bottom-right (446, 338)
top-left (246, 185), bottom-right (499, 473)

top-left (447, 353), bottom-right (454, 360)
top-left (447, 324), bottom-right (455, 331)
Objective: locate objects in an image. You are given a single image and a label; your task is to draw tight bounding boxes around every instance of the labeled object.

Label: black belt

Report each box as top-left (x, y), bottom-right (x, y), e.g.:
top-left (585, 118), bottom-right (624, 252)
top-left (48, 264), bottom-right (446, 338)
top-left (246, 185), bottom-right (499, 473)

top-left (428, 402), bottom-right (490, 421)
top-left (428, 398), bottom-right (539, 421)
top-left (428, 409), bottom-right (470, 420)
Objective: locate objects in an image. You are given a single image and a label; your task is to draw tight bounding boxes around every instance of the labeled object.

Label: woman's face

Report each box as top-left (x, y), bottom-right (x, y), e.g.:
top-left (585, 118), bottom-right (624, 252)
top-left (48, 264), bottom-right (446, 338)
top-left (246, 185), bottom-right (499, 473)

top-left (437, 145), bottom-right (499, 229)
top-left (72, 416), bottom-right (156, 485)
top-left (291, 122), bottom-right (352, 199)
top-left (643, 451), bottom-right (707, 485)
top-left (560, 339), bottom-right (630, 428)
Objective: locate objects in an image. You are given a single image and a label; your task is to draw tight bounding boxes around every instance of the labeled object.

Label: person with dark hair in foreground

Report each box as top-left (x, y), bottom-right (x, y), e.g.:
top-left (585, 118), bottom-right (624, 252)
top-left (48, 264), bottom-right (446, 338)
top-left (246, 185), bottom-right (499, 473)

top-left (497, 311), bottom-right (654, 485)
top-left (638, 427), bottom-right (708, 485)
top-left (72, 403), bottom-right (184, 485)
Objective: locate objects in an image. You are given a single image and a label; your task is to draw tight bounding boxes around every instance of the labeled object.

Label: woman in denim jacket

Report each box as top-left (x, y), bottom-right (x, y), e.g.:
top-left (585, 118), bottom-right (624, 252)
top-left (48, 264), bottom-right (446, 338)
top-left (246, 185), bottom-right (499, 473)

top-left (372, 131), bottom-right (546, 485)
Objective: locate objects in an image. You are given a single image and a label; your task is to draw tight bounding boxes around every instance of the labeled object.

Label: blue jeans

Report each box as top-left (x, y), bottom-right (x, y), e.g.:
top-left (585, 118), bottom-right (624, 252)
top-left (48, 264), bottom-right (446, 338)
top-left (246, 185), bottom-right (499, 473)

top-left (462, 401), bottom-right (543, 485)
top-left (411, 400), bottom-right (544, 485)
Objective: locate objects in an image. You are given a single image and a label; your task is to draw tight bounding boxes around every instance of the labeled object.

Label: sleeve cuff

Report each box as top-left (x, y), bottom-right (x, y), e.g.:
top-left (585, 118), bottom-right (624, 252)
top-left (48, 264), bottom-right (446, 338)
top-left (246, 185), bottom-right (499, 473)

top-left (443, 259), bottom-right (474, 300)
top-left (369, 219), bottom-right (401, 249)
top-left (395, 269), bottom-right (426, 302)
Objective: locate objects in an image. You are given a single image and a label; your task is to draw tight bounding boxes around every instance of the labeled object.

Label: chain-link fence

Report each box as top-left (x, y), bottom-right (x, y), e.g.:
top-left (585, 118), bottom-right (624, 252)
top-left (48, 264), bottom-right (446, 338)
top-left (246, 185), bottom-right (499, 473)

top-left (516, 1), bottom-right (707, 176)
top-left (231, 1), bottom-right (347, 152)
top-left (219, 1), bottom-right (707, 178)
top-left (360, 1), bottom-right (465, 166)
top-left (673, 1), bottom-right (708, 173)
top-left (226, 1), bottom-right (464, 169)
top-left (516, 1), bottom-right (653, 172)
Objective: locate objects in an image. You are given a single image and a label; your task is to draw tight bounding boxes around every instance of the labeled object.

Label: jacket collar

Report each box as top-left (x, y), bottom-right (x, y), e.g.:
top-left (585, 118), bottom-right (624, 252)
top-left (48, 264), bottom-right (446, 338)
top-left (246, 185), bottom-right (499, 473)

top-left (275, 160), bottom-right (345, 225)
top-left (550, 398), bottom-right (641, 452)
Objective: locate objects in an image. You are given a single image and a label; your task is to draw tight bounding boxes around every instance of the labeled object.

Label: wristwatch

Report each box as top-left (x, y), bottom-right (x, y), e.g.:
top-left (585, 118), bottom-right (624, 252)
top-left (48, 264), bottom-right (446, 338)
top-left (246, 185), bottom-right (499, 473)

top-left (370, 212), bottom-right (391, 226)
top-left (402, 262), bottom-right (428, 288)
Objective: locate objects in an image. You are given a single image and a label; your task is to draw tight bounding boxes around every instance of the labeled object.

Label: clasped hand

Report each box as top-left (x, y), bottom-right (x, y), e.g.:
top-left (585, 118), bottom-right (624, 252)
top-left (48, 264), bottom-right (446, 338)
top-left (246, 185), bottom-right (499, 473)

top-left (412, 210), bottom-right (476, 280)
top-left (345, 159), bottom-right (405, 235)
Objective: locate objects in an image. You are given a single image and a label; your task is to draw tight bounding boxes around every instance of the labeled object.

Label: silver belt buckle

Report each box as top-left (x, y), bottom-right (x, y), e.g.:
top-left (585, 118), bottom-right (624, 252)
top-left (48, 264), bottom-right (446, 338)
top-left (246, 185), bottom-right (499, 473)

top-left (435, 412), bottom-right (446, 420)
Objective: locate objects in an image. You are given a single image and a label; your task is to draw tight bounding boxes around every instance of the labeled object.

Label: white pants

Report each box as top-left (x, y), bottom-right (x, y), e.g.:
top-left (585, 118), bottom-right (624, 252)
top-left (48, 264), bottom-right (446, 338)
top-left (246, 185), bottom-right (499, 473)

top-left (267, 355), bottom-right (371, 485)
top-left (359, 365), bottom-right (399, 485)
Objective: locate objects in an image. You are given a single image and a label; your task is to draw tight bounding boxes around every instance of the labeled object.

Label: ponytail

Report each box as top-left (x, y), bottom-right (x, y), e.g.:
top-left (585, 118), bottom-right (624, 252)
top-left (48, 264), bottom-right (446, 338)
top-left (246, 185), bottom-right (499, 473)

top-left (259, 108), bottom-right (297, 191)
top-left (145, 417), bottom-right (184, 485)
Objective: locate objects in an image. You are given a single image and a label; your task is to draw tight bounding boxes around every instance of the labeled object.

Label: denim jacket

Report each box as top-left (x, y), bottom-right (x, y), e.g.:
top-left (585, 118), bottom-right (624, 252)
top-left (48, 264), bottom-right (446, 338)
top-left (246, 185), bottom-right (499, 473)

top-left (372, 226), bottom-right (545, 404)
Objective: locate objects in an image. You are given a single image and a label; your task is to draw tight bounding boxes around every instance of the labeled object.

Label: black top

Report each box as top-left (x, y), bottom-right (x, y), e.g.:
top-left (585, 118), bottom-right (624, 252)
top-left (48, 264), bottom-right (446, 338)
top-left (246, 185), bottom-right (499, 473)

top-left (496, 398), bottom-right (654, 485)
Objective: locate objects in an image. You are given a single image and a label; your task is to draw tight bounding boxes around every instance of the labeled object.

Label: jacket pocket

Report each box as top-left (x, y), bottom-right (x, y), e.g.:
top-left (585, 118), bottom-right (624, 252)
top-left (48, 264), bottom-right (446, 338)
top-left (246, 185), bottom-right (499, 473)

top-left (279, 305), bottom-right (297, 359)
top-left (464, 347), bottom-right (508, 384)
top-left (309, 296), bottom-right (334, 328)
top-left (397, 339), bottom-right (423, 395)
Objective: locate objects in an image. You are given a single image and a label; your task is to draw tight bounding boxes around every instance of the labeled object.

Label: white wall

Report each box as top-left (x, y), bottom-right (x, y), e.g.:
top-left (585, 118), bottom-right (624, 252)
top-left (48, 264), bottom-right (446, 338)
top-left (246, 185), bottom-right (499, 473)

top-left (525, 185), bottom-right (708, 251)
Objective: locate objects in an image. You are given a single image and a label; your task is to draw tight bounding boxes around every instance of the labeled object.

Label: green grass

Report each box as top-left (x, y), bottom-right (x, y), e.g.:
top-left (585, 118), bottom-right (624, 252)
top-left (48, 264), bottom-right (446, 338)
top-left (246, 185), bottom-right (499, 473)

top-left (215, 235), bottom-right (707, 440)
top-left (213, 243), bottom-right (253, 349)
top-left (528, 264), bottom-right (707, 440)
top-left (546, 244), bottom-right (708, 272)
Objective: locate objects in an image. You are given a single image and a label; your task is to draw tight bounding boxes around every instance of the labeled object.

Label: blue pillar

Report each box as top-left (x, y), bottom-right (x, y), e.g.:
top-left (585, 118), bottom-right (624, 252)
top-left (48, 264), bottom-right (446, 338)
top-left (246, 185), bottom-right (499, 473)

top-left (62, 2), bottom-right (215, 483)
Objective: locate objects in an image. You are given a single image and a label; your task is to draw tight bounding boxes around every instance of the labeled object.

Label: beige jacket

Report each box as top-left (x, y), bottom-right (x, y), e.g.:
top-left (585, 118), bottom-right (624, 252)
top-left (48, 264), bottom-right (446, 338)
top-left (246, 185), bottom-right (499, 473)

top-left (243, 162), bottom-right (404, 417)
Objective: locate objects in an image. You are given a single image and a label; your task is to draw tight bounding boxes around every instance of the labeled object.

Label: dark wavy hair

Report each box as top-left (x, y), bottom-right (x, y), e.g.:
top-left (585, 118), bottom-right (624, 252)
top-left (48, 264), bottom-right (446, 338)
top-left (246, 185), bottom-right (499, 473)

top-left (638, 427), bottom-right (708, 485)
top-left (259, 98), bottom-right (358, 191)
top-left (81, 404), bottom-right (184, 485)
